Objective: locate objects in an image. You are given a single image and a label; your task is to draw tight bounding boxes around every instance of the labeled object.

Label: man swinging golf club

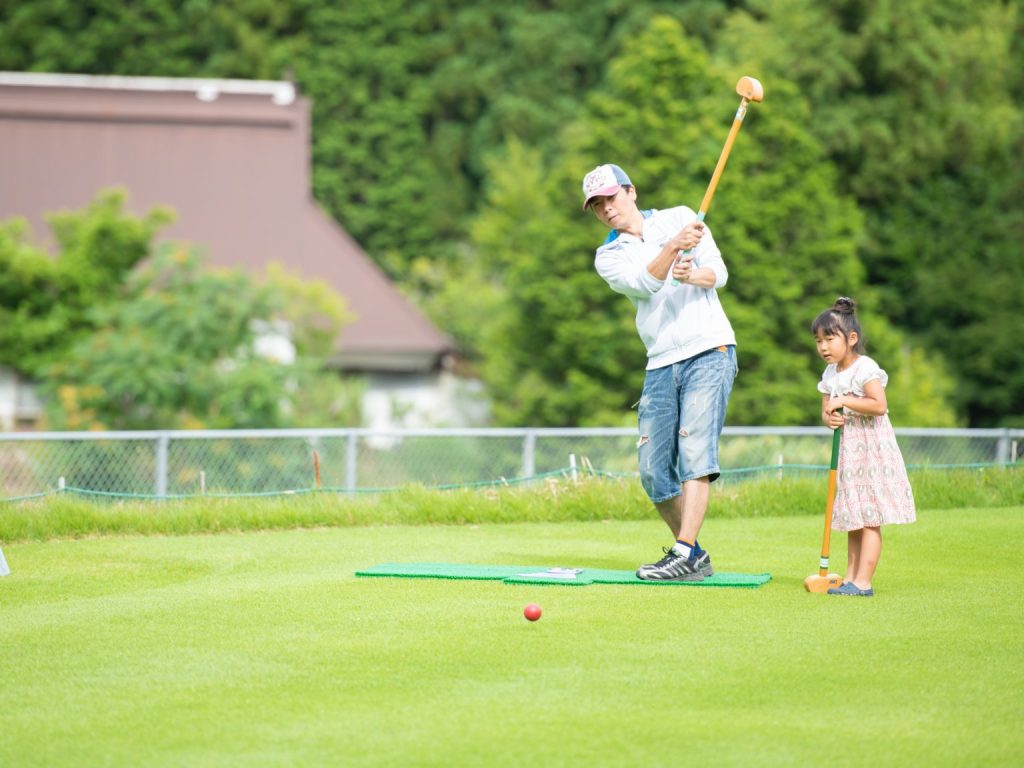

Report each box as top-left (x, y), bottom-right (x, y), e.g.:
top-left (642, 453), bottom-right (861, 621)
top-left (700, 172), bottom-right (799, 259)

top-left (584, 163), bottom-right (737, 580)
top-left (584, 77), bottom-right (761, 581)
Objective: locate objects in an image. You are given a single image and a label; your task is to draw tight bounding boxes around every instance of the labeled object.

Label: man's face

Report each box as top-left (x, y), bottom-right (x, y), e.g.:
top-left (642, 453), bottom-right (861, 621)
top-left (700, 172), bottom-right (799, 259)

top-left (588, 186), bottom-right (637, 229)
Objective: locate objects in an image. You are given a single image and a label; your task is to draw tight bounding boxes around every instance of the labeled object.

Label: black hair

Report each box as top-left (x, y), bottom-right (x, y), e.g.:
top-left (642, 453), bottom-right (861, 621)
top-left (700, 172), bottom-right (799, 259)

top-left (811, 297), bottom-right (865, 353)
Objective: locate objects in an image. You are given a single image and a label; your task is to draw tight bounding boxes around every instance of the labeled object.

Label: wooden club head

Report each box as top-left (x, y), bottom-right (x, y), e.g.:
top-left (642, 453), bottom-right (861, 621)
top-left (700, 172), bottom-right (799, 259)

top-left (804, 573), bottom-right (843, 593)
top-left (736, 76), bottom-right (764, 103)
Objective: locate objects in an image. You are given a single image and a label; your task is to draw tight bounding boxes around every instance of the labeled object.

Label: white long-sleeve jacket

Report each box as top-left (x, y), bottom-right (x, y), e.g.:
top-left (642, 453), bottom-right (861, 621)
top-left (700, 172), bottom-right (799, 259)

top-left (594, 205), bottom-right (736, 369)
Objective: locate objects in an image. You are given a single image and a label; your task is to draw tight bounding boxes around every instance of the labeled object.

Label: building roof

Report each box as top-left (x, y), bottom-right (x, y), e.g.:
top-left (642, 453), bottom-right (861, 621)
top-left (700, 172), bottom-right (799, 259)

top-left (0, 71), bottom-right (454, 372)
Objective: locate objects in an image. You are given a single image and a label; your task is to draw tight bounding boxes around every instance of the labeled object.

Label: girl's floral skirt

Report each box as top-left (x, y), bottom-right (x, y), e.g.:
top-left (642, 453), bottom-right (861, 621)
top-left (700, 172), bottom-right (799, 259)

top-left (832, 412), bottom-right (916, 531)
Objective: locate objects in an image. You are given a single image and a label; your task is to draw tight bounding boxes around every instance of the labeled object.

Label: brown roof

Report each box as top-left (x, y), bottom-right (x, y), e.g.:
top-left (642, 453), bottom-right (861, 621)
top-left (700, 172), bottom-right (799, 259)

top-left (0, 72), bottom-right (453, 372)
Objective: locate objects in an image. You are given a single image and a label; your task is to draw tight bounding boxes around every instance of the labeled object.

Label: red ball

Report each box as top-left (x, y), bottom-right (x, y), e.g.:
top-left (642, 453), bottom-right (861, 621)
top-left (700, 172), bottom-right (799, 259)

top-left (523, 603), bottom-right (542, 622)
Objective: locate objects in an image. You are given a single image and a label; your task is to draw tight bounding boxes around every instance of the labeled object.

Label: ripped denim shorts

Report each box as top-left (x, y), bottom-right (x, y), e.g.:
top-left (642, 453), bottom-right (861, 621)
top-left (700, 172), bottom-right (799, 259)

top-left (636, 345), bottom-right (737, 503)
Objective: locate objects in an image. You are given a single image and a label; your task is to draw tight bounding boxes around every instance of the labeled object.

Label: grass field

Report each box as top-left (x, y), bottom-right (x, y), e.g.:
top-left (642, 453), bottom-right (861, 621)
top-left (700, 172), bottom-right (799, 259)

top-left (1, 501), bottom-right (1022, 767)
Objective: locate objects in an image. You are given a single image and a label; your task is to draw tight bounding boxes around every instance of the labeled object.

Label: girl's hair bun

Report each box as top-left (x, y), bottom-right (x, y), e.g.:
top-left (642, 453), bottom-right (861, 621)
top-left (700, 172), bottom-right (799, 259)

top-left (833, 296), bottom-right (856, 314)
top-left (812, 296), bottom-right (865, 353)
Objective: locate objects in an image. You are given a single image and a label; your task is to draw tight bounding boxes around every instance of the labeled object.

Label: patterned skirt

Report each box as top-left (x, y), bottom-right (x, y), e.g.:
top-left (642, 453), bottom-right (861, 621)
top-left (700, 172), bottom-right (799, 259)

top-left (832, 412), bottom-right (917, 531)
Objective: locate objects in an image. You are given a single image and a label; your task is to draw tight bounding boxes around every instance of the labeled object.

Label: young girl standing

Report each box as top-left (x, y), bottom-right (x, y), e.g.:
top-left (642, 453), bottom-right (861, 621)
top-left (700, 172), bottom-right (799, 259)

top-left (811, 297), bottom-right (916, 596)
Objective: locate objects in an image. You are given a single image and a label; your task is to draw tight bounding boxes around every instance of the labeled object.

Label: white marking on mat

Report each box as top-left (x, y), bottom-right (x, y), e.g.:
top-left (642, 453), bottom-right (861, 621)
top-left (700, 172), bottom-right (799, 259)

top-left (514, 568), bottom-right (583, 580)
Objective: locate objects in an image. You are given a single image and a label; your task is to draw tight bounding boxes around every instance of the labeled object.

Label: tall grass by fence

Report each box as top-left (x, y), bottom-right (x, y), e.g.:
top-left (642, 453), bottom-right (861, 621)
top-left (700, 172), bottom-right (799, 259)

top-left (0, 467), bottom-right (1019, 543)
top-left (1, 426), bottom-right (1021, 502)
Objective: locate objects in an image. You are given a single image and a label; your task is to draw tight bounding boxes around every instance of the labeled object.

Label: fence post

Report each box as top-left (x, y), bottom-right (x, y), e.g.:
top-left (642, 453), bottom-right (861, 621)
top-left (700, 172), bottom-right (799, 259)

top-left (345, 432), bottom-right (358, 490)
top-left (155, 432), bottom-right (169, 498)
top-left (996, 430), bottom-right (1011, 465)
top-left (522, 431), bottom-right (536, 479)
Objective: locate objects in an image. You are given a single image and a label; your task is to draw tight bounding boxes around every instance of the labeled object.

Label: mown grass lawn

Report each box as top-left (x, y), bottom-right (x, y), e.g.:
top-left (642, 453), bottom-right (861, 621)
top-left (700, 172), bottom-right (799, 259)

top-left (1, 502), bottom-right (1021, 767)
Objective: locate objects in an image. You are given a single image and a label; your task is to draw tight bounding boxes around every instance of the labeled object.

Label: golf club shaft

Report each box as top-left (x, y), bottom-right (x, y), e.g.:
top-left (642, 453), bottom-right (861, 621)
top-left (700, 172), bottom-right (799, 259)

top-left (700, 97), bottom-right (751, 214)
top-left (818, 415), bottom-right (842, 575)
top-left (671, 96), bottom-right (752, 286)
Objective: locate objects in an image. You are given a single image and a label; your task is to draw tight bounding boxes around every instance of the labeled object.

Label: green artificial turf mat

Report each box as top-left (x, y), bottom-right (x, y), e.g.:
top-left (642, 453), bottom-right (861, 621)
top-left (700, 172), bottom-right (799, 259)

top-left (355, 562), bottom-right (529, 581)
top-left (355, 562), bottom-right (771, 587)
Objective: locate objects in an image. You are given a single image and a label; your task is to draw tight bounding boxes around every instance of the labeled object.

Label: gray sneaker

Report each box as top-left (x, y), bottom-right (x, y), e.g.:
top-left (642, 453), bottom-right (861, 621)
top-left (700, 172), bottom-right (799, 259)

top-left (694, 550), bottom-right (714, 578)
top-left (636, 546), bottom-right (708, 582)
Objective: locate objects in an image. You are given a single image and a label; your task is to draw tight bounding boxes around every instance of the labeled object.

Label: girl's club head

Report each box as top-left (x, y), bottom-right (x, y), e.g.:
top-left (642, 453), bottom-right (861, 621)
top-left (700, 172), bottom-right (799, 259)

top-left (804, 573), bottom-right (843, 593)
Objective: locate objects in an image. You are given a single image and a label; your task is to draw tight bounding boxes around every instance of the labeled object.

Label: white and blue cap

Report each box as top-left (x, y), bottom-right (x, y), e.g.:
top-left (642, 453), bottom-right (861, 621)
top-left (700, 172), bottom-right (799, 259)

top-left (581, 164), bottom-right (632, 211)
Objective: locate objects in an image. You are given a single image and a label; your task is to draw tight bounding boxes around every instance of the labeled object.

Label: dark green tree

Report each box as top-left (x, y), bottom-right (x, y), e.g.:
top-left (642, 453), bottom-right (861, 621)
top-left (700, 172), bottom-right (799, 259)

top-left (0, 0), bottom-right (1015, 425)
top-left (722, 0), bottom-right (1024, 425)
top-left (0, 0), bottom-right (306, 78)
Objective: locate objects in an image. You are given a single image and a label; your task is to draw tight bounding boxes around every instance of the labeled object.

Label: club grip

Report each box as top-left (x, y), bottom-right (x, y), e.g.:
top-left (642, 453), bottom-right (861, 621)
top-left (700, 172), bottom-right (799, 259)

top-left (830, 413), bottom-right (842, 469)
top-left (670, 211), bottom-right (706, 287)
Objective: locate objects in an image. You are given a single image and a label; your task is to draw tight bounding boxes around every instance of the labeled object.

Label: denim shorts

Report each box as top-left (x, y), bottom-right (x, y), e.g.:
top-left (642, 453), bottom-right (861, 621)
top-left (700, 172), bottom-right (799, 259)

top-left (637, 346), bottom-right (737, 502)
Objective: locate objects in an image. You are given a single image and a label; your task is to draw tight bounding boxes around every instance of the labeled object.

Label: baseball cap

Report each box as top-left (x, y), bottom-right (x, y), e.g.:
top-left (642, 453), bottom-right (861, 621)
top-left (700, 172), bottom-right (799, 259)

top-left (581, 164), bottom-right (632, 211)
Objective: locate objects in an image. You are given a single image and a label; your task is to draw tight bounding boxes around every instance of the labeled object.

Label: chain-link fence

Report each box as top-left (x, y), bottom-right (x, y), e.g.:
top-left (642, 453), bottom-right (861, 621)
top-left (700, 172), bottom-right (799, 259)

top-left (1, 426), bottom-right (1021, 501)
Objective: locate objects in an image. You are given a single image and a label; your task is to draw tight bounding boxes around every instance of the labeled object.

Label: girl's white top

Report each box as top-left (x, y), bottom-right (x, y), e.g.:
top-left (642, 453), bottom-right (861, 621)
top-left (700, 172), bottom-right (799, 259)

top-left (818, 355), bottom-right (888, 405)
top-left (594, 205), bottom-right (736, 369)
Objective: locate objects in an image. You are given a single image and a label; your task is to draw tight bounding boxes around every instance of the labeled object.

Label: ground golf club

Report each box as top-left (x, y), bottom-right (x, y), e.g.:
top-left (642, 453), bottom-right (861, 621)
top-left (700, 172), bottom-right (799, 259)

top-left (805, 416), bottom-right (844, 592)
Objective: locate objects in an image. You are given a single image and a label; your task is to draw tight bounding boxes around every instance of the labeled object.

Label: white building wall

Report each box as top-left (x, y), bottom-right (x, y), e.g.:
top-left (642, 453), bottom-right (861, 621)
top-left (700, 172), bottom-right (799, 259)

top-left (0, 368), bottom-right (15, 431)
top-left (362, 370), bottom-right (490, 431)
top-left (0, 367), bottom-right (43, 431)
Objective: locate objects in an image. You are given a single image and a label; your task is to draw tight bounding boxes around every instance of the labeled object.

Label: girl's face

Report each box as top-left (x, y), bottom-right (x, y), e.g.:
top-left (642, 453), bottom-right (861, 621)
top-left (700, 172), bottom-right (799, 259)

top-left (814, 329), bottom-right (858, 367)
